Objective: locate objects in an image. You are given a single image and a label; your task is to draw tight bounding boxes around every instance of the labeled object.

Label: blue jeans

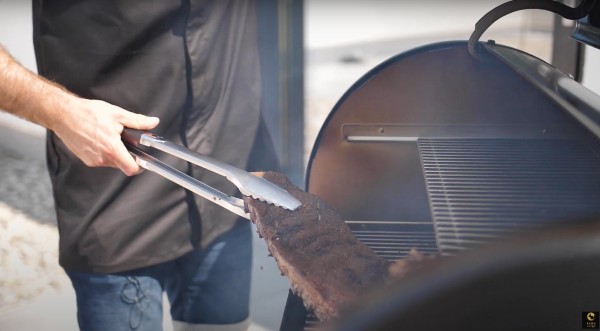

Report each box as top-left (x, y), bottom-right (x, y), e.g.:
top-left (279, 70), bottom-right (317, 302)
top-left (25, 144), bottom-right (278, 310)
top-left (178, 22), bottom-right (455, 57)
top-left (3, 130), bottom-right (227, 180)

top-left (67, 223), bottom-right (252, 331)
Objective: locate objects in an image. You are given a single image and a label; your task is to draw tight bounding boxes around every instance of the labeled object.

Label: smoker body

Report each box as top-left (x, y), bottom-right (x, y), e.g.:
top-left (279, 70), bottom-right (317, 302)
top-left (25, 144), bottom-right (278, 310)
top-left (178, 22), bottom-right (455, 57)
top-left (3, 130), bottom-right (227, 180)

top-left (280, 40), bottom-right (600, 330)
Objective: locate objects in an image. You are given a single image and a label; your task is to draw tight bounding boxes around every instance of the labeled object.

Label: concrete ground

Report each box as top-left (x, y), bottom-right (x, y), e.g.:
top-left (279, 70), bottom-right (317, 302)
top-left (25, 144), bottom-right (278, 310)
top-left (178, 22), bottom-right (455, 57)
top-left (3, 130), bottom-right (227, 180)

top-left (0, 1), bottom-right (553, 330)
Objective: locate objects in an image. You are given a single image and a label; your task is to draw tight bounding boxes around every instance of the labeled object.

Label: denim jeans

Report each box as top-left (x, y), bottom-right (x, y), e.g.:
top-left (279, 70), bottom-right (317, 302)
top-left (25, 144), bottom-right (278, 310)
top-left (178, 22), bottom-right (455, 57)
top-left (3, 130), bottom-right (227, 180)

top-left (67, 223), bottom-right (252, 331)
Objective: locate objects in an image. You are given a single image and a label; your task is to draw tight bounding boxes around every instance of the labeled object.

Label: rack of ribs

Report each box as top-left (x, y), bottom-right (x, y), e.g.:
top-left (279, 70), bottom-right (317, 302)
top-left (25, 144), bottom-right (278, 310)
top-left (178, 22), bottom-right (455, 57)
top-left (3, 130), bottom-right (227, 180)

top-left (244, 172), bottom-right (433, 320)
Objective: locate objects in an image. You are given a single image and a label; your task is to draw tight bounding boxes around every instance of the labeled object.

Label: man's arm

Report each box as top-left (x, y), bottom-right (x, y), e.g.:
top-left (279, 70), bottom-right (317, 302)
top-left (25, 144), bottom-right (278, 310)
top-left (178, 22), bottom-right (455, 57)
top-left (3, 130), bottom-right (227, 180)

top-left (0, 45), bottom-right (158, 176)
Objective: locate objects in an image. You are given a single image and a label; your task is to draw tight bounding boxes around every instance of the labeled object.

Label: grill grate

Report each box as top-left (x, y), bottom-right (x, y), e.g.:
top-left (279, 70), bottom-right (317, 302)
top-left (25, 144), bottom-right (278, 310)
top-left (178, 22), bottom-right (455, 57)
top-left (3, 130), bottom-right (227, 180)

top-left (303, 314), bottom-right (321, 331)
top-left (348, 223), bottom-right (438, 259)
top-left (418, 138), bottom-right (600, 254)
top-left (295, 138), bottom-right (600, 331)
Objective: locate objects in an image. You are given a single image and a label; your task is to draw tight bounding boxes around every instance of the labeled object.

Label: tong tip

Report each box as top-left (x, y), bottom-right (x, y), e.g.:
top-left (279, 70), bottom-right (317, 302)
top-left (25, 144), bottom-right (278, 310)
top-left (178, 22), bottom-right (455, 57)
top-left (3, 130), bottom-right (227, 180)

top-left (247, 192), bottom-right (302, 211)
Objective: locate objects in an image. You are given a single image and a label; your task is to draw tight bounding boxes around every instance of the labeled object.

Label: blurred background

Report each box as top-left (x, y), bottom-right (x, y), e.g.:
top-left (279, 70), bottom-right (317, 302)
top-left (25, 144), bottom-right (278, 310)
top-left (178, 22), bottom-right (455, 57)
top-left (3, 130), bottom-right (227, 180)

top-left (1, 0), bottom-right (599, 330)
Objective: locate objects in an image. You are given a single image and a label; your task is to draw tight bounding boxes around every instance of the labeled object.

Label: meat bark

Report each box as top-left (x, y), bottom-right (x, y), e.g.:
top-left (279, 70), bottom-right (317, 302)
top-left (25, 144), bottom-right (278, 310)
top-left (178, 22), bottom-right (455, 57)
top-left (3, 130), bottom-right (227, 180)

top-left (244, 172), bottom-right (433, 320)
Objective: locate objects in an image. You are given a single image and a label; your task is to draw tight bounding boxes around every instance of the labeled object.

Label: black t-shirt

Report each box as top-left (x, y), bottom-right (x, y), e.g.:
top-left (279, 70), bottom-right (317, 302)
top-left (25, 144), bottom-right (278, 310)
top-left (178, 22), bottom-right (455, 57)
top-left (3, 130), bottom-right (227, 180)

top-left (32, 0), bottom-right (268, 273)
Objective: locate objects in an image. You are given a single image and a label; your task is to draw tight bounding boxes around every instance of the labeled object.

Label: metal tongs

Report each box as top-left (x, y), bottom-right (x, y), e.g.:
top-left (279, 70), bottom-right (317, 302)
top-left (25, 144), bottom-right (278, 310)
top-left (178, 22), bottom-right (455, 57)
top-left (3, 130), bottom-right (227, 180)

top-left (122, 129), bottom-right (301, 219)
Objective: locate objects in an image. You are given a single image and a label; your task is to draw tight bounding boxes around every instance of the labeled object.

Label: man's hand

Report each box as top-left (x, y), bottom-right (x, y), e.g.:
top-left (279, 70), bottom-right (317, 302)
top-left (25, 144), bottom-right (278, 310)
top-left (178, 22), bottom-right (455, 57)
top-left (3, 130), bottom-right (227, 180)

top-left (54, 98), bottom-right (159, 176)
top-left (0, 44), bottom-right (159, 176)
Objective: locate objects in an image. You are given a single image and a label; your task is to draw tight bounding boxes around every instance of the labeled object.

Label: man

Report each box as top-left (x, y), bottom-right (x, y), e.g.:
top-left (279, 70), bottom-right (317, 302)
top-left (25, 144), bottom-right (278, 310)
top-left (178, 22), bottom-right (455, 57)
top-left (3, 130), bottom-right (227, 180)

top-left (1, 1), bottom-right (276, 330)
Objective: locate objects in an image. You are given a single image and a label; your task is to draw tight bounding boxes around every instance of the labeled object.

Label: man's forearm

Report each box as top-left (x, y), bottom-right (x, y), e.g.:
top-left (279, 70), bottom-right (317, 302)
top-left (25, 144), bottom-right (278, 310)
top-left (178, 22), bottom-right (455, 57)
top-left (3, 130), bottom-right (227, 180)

top-left (0, 44), bottom-right (160, 175)
top-left (0, 44), bottom-right (76, 132)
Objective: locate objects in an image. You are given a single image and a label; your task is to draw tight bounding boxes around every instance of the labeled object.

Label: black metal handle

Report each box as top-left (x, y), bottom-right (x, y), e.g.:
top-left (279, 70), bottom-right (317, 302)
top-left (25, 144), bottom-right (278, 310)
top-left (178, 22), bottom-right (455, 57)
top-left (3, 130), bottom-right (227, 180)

top-left (121, 128), bottom-right (147, 147)
top-left (468, 0), bottom-right (598, 56)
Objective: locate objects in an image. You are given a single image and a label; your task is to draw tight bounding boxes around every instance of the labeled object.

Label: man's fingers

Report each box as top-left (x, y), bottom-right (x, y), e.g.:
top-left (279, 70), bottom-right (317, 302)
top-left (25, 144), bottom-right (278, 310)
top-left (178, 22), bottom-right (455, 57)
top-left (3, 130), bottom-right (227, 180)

top-left (118, 110), bottom-right (160, 130)
top-left (109, 108), bottom-right (157, 175)
top-left (113, 141), bottom-right (142, 176)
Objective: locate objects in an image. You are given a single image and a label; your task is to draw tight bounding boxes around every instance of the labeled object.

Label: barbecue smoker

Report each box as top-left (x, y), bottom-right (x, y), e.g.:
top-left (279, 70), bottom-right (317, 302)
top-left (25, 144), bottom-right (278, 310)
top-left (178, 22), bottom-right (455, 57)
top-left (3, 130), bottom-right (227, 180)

top-left (280, 1), bottom-right (600, 330)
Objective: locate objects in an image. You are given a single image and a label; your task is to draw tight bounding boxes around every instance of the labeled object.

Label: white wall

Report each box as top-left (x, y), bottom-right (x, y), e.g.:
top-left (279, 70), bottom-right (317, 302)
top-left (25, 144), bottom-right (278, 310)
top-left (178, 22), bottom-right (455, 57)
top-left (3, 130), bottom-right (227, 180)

top-left (0, 0), bottom-right (35, 71)
top-left (582, 45), bottom-right (600, 95)
top-left (305, 0), bottom-right (525, 49)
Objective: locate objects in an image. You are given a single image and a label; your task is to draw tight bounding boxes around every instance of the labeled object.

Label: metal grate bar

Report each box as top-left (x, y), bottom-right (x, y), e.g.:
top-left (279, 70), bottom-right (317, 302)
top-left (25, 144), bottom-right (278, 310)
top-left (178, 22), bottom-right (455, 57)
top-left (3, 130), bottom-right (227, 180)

top-left (419, 138), bottom-right (600, 255)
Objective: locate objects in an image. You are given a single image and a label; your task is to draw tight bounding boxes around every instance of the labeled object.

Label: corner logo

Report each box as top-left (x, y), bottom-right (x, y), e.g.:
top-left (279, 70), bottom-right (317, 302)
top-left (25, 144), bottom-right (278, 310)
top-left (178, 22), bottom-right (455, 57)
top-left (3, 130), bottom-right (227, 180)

top-left (583, 312), bottom-right (599, 329)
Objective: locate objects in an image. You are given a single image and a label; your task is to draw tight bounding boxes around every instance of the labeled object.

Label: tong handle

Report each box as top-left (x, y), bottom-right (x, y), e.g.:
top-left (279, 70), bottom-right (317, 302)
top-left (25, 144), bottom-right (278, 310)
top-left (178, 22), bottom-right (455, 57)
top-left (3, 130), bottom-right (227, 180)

top-left (123, 128), bottom-right (247, 190)
top-left (126, 144), bottom-right (250, 219)
top-left (122, 128), bottom-right (147, 147)
top-left (122, 128), bottom-right (302, 211)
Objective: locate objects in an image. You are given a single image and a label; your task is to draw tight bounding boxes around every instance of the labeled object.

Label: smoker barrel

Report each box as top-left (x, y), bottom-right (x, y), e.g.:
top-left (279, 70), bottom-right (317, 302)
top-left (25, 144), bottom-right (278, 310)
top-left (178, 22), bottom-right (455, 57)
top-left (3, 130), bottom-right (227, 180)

top-left (279, 40), bottom-right (600, 331)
